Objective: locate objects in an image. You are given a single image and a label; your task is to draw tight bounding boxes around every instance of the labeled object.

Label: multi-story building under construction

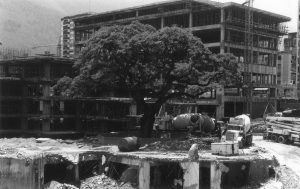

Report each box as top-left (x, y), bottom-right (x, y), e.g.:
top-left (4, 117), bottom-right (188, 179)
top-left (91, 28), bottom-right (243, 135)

top-left (60, 0), bottom-right (290, 119)
top-left (0, 55), bottom-right (137, 136)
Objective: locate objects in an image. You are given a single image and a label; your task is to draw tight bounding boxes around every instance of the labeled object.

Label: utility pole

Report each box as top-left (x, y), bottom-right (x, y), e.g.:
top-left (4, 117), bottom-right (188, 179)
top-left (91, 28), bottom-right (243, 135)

top-left (243, 0), bottom-right (254, 115)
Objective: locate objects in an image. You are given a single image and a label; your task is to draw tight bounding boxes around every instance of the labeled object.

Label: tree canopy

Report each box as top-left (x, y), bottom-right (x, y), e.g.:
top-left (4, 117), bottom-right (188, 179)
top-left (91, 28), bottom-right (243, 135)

top-left (54, 21), bottom-right (241, 137)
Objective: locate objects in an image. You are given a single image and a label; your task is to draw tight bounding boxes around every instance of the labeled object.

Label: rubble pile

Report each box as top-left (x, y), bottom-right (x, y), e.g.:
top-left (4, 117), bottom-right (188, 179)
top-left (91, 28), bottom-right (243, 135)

top-left (275, 166), bottom-right (300, 189)
top-left (80, 174), bottom-right (137, 189)
top-left (141, 137), bottom-right (219, 151)
top-left (44, 181), bottom-right (78, 189)
top-left (251, 119), bottom-right (267, 133)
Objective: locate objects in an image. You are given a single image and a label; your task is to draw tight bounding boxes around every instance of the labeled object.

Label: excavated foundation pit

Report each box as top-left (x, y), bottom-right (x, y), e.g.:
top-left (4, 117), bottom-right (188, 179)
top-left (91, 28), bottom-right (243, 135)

top-left (0, 143), bottom-right (276, 189)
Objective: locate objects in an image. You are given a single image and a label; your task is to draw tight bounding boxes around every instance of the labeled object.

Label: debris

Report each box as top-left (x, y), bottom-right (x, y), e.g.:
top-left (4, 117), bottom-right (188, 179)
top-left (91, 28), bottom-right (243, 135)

top-left (140, 137), bottom-right (218, 152)
top-left (119, 166), bottom-right (138, 183)
top-left (80, 174), bottom-right (137, 189)
top-left (44, 181), bottom-right (78, 189)
top-left (188, 144), bottom-right (199, 160)
top-left (118, 137), bottom-right (140, 152)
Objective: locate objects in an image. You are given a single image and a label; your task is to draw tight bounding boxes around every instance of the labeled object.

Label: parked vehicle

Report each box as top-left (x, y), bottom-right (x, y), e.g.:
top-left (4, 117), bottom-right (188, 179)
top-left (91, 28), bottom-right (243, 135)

top-left (225, 114), bottom-right (253, 148)
top-left (264, 114), bottom-right (300, 144)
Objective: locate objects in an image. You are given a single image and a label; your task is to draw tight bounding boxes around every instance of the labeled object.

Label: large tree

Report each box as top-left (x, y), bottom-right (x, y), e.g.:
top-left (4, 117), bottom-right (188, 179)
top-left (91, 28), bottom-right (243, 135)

top-left (55, 21), bottom-right (241, 137)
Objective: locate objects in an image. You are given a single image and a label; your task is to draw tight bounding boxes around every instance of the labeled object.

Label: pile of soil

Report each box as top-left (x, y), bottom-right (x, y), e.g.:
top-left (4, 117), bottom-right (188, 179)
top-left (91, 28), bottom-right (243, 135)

top-left (140, 137), bottom-right (219, 152)
top-left (80, 174), bottom-right (137, 189)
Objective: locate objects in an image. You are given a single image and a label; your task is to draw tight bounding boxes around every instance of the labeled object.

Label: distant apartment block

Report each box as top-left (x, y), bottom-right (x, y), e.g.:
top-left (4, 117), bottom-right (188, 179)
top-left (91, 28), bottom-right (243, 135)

top-left (60, 13), bottom-right (92, 58)
top-left (298, 0), bottom-right (300, 98)
top-left (60, 0), bottom-right (290, 118)
top-left (277, 33), bottom-right (298, 99)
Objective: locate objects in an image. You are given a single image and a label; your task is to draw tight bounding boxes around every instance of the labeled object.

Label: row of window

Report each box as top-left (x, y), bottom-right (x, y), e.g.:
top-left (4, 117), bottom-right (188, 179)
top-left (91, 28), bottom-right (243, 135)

top-left (251, 73), bottom-right (276, 85)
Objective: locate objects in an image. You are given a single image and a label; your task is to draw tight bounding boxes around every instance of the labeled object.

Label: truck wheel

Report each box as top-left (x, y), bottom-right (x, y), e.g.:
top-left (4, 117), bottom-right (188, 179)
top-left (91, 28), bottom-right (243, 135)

top-left (271, 135), bottom-right (278, 142)
top-left (278, 136), bottom-right (285, 144)
top-left (245, 136), bottom-right (251, 146)
top-left (249, 136), bottom-right (253, 145)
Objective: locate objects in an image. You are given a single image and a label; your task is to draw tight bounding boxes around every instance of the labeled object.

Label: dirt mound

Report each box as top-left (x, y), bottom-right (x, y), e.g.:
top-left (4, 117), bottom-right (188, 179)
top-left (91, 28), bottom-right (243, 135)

top-left (140, 137), bottom-right (219, 152)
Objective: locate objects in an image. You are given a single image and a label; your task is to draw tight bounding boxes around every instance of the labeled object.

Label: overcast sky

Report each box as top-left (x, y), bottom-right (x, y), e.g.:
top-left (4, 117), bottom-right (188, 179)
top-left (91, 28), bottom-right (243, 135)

top-left (81, 0), bottom-right (297, 32)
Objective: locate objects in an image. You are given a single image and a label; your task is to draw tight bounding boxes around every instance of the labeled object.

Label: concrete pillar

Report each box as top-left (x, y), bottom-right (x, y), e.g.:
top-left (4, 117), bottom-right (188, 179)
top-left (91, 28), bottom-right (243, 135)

top-left (129, 103), bottom-right (137, 115)
top-left (43, 85), bottom-right (50, 97)
top-left (39, 159), bottom-right (45, 189)
top-left (234, 101), bottom-right (237, 116)
top-left (136, 10), bottom-right (139, 17)
top-left (226, 29), bottom-right (230, 41)
top-left (75, 100), bottom-right (81, 131)
top-left (220, 8), bottom-right (225, 54)
top-left (189, 12), bottom-right (193, 28)
top-left (42, 101), bottom-right (51, 132)
top-left (210, 162), bottom-right (222, 189)
top-left (161, 17), bottom-right (164, 29)
top-left (44, 62), bottom-right (51, 80)
top-left (181, 162), bottom-right (199, 189)
top-left (139, 161), bottom-right (150, 189)
top-left (21, 85), bottom-right (28, 130)
top-left (74, 164), bottom-right (79, 182)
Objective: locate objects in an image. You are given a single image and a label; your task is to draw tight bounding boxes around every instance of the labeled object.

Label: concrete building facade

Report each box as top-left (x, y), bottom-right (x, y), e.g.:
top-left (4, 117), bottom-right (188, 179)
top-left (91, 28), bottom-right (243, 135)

top-left (276, 33), bottom-right (298, 100)
top-left (60, 13), bottom-right (92, 58)
top-left (298, 0), bottom-right (300, 99)
top-left (60, 0), bottom-right (290, 118)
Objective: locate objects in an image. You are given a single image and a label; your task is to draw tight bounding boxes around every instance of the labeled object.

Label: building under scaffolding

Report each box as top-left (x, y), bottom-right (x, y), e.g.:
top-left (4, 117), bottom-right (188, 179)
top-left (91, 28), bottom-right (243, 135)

top-left (60, 0), bottom-right (290, 119)
top-left (0, 55), bottom-right (138, 136)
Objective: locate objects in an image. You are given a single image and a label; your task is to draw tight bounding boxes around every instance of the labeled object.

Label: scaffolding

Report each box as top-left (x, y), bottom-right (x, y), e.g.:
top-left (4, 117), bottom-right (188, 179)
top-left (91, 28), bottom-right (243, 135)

top-left (244, 0), bottom-right (254, 114)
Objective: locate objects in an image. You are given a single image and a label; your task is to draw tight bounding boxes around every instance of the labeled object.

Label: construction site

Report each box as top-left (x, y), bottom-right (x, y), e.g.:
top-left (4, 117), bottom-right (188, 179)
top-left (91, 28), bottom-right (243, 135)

top-left (1, 0), bottom-right (300, 189)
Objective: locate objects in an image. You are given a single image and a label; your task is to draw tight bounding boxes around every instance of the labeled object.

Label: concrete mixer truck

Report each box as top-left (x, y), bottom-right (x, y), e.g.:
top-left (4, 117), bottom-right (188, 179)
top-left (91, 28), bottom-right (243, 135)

top-left (225, 114), bottom-right (253, 148)
top-left (156, 113), bottom-right (219, 136)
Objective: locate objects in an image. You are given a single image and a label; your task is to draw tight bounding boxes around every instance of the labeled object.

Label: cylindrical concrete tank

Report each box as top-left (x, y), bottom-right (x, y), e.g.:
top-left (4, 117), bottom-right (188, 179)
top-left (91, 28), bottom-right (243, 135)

top-left (172, 114), bottom-right (196, 129)
top-left (200, 115), bottom-right (215, 132)
top-left (229, 114), bottom-right (251, 133)
top-left (172, 114), bottom-right (215, 132)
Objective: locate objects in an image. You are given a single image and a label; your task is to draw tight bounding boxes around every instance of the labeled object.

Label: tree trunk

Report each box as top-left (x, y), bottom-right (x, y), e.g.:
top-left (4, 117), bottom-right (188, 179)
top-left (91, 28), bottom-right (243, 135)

top-left (140, 111), bottom-right (156, 138)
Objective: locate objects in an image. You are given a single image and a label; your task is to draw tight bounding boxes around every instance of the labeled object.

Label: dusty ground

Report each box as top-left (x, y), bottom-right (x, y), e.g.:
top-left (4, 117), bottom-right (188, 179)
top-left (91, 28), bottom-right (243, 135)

top-left (253, 136), bottom-right (300, 189)
top-left (254, 136), bottom-right (300, 177)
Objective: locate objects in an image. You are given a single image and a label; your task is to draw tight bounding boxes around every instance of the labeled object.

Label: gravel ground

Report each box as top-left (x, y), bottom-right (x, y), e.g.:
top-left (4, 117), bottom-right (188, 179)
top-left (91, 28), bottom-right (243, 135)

top-left (80, 174), bottom-right (137, 189)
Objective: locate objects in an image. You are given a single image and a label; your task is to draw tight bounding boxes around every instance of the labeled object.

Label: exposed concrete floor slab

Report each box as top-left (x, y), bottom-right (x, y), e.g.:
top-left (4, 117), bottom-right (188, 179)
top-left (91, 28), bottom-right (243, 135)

top-left (0, 137), bottom-right (273, 164)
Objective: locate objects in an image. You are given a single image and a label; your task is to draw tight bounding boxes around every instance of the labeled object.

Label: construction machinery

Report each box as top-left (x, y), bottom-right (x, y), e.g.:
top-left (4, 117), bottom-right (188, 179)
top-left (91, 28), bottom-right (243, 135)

top-left (172, 113), bottom-right (215, 132)
top-left (155, 113), bottom-right (218, 137)
top-left (225, 114), bottom-right (253, 148)
top-left (264, 110), bottom-right (300, 144)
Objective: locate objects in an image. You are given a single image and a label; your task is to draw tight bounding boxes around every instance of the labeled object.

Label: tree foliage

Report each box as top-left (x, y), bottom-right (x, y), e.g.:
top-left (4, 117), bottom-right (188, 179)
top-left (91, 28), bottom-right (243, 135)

top-left (54, 21), bottom-right (241, 137)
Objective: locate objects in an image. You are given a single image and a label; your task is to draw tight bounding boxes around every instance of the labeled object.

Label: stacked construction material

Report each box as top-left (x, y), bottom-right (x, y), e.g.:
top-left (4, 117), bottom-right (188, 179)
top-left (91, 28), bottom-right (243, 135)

top-left (265, 117), bottom-right (300, 134)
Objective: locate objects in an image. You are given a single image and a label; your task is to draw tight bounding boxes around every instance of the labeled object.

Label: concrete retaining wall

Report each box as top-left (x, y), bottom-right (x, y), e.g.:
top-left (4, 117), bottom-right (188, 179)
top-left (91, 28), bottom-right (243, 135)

top-left (0, 158), bottom-right (41, 189)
